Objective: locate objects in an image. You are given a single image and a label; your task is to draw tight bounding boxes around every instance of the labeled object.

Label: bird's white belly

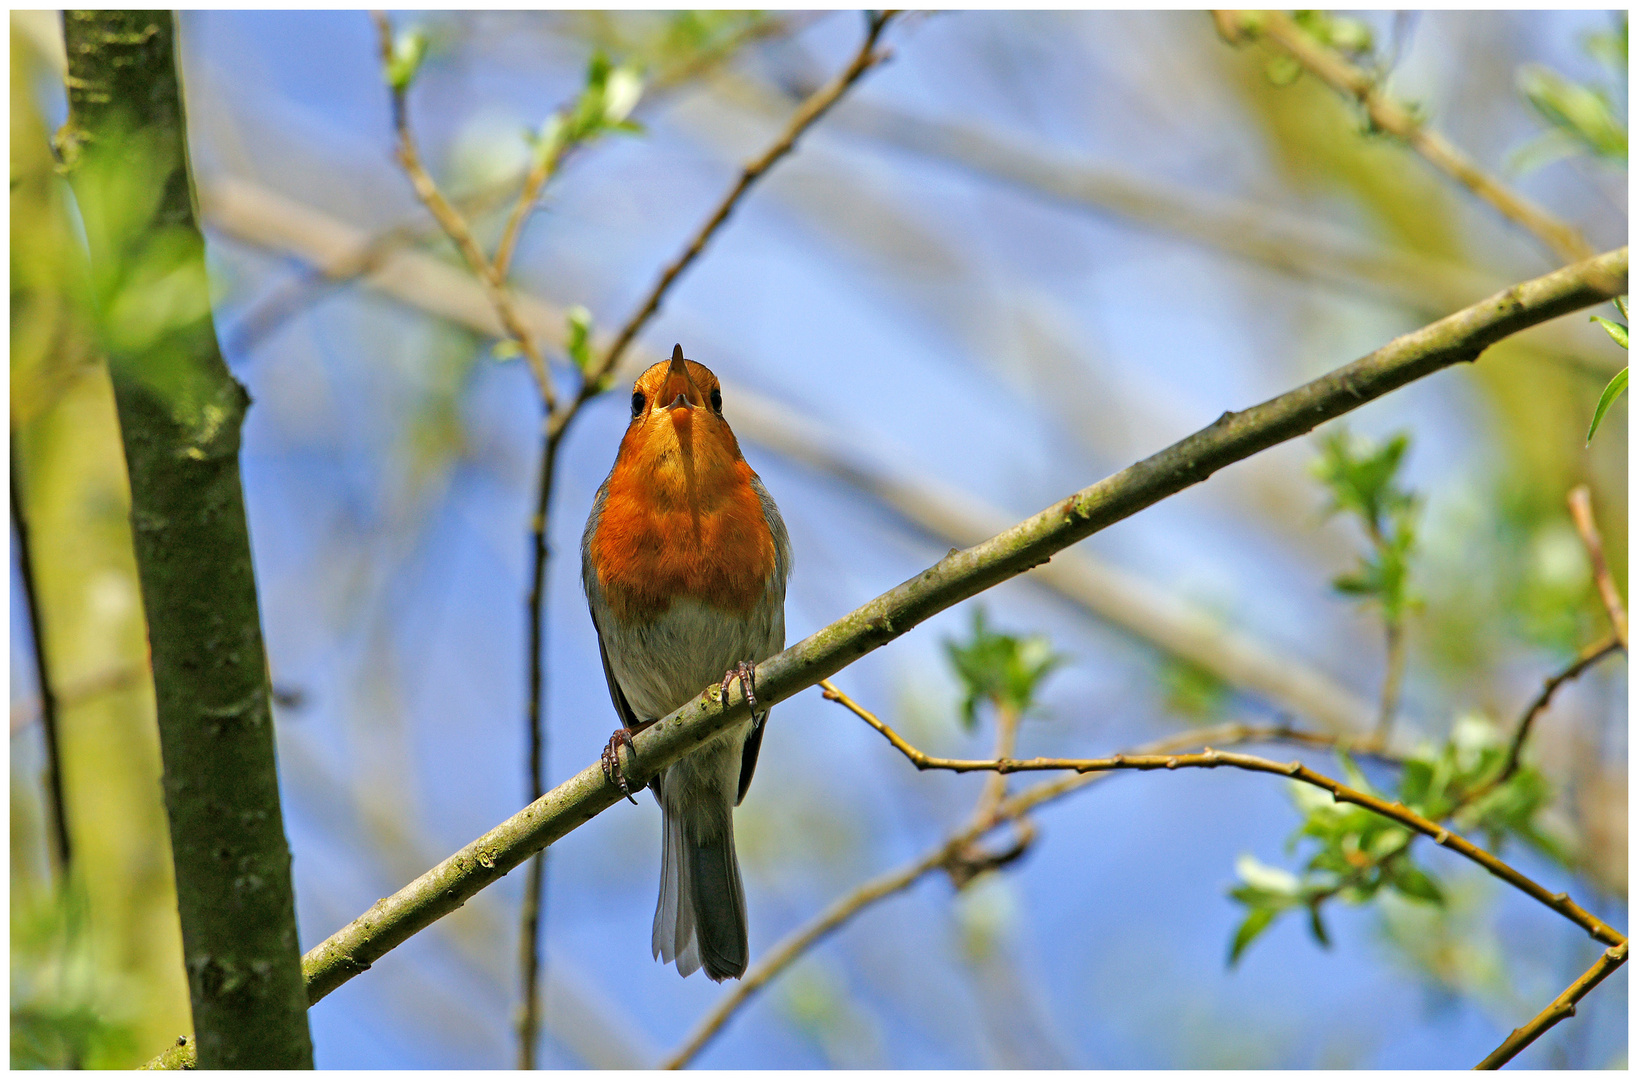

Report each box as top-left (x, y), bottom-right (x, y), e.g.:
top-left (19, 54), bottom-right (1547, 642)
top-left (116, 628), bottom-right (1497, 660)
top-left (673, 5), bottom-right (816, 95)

top-left (601, 596), bottom-right (783, 722)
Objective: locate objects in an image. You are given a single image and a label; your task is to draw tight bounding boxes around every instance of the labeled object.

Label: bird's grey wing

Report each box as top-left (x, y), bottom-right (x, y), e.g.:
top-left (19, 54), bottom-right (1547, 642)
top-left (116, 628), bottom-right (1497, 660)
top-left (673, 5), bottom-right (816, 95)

top-left (591, 610), bottom-right (642, 733)
top-left (735, 712), bottom-right (765, 806)
top-left (736, 473), bottom-right (789, 806)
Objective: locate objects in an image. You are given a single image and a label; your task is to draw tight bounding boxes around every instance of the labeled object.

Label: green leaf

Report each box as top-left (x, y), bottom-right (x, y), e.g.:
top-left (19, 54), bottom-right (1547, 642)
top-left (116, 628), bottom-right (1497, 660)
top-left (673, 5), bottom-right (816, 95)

top-left (565, 305), bottom-right (594, 372)
top-left (1387, 860), bottom-right (1445, 905)
top-left (1228, 904), bottom-right (1278, 966)
top-left (943, 608), bottom-right (1065, 731)
top-left (1516, 64), bottom-right (1627, 161)
top-left (1307, 903), bottom-right (1332, 948)
top-left (1265, 54), bottom-right (1302, 87)
top-left (1159, 656), bottom-right (1229, 720)
top-left (1590, 316), bottom-right (1628, 350)
top-left (386, 28), bottom-right (429, 92)
top-left (492, 340), bottom-right (522, 361)
top-left (1586, 366), bottom-right (1627, 445)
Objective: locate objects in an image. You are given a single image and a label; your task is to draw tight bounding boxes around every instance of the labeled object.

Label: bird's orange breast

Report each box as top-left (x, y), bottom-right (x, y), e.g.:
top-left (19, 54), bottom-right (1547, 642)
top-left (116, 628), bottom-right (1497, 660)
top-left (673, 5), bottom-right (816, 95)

top-left (593, 419), bottom-right (776, 624)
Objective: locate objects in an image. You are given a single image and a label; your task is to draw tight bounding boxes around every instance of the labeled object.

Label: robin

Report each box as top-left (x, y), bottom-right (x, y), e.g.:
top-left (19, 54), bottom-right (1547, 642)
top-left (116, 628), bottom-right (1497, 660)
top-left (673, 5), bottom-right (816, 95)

top-left (581, 345), bottom-right (791, 982)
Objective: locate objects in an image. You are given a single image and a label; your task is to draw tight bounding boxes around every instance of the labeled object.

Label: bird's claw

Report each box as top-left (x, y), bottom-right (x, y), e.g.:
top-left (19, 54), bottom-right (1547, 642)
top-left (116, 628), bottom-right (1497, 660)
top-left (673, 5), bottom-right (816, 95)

top-left (601, 728), bottom-right (639, 805)
top-left (721, 660), bottom-right (758, 714)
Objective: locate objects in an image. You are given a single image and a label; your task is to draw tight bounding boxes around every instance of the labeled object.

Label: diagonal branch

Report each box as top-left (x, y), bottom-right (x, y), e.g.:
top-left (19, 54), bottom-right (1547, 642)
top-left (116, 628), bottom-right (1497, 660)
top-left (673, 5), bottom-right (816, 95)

top-left (145, 245), bottom-right (1626, 1068)
top-left (1217, 10), bottom-right (1595, 266)
top-left (1491, 634), bottom-right (1624, 792)
top-left (1567, 484), bottom-right (1627, 649)
top-left (581, 10), bottom-right (897, 406)
top-left (1475, 941), bottom-right (1629, 1069)
top-left (369, 11), bottom-right (558, 410)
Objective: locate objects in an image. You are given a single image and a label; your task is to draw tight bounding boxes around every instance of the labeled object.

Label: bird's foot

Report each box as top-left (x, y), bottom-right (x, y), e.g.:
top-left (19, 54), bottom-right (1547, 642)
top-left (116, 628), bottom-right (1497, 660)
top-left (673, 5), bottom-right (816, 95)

top-left (600, 728), bottom-right (639, 805)
top-left (721, 660), bottom-right (758, 714)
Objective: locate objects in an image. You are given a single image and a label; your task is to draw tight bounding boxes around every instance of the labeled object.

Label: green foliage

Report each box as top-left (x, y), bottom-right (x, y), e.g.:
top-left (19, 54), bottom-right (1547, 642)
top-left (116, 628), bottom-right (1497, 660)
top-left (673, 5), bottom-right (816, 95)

top-left (10, 887), bottom-right (139, 1069)
top-left (1226, 716), bottom-right (1561, 965)
top-left (1586, 298), bottom-right (1628, 446)
top-left (565, 305), bottom-right (595, 373)
top-left (943, 608), bottom-right (1065, 732)
top-left (1509, 15), bottom-right (1628, 174)
top-left (530, 51), bottom-right (645, 172)
top-left (1311, 429), bottom-right (1420, 624)
top-left (1291, 10), bottom-right (1374, 57)
top-left (385, 27), bottom-right (429, 93)
top-left (1159, 656), bottom-right (1230, 721)
top-left (1586, 368), bottom-right (1628, 445)
top-left (1263, 12), bottom-right (1375, 87)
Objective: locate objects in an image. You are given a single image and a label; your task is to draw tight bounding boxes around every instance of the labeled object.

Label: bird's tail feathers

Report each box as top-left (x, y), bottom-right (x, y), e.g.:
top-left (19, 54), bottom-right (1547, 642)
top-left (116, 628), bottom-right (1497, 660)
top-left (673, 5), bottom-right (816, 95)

top-left (653, 802), bottom-right (747, 982)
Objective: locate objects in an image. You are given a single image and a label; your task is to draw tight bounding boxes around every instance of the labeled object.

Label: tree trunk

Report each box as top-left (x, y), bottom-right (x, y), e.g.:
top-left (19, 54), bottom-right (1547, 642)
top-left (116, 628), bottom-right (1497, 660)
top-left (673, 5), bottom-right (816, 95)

top-left (58, 10), bottom-right (313, 1069)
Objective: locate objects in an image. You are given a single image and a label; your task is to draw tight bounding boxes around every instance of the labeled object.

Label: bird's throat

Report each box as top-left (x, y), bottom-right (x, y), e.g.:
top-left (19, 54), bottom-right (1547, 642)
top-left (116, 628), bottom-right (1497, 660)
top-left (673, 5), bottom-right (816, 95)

top-left (596, 420), bottom-right (776, 622)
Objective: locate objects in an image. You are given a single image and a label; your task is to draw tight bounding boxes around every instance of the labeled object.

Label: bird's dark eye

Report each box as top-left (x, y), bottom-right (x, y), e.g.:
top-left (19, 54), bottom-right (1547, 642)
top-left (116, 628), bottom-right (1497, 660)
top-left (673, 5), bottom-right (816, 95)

top-left (630, 391), bottom-right (646, 418)
top-left (710, 388), bottom-right (722, 413)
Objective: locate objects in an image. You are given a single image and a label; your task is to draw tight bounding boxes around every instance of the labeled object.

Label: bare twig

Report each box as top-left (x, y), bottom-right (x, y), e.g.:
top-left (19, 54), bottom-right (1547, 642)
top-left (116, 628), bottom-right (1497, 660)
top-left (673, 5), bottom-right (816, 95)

top-left (1567, 485), bottom-right (1626, 649)
top-left (1220, 11), bottom-right (1595, 266)
top-left (1475, 942), bottom-right (1629, 1069)
top-left (822, 685), bottom-right (1625, 949)
top-left (1491, 634), bottom-right (1624, 792)
top-left (1260, 11), bottom-right (1592, 263)
top-left (10, 443), bottom-right (72, 877)
top-left (370, 11), bottom-right (557, 410)
top-left (584, 11), bottom-right (897, 401)
top-left (1374, 620), bottom-right (1407, 744)
top-left (661, 718), bottom-right (1329, 1069)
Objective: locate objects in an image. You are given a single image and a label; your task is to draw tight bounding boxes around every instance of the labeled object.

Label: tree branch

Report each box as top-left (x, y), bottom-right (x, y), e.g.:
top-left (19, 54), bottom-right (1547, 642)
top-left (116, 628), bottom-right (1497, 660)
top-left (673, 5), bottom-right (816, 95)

top-left (369, 11), bottom-right (557, 410)
top-left (1492, 635), bottom-right (1624, 792)
top-left (61, 10), bottom-right (312, 1068)
top-left (820, 688), bottom-right (1625, 949)
top-left (1220, 10), bottom-right (1595, 265)
top-left (583, 10), bottom-right (896, 403)
top-left (1567, 484), bottom-right (1626, 650)
top-left (146, 244), bottom-right (1627, 1069)
top-left (1475, 942), bottom-right (1628, 1069)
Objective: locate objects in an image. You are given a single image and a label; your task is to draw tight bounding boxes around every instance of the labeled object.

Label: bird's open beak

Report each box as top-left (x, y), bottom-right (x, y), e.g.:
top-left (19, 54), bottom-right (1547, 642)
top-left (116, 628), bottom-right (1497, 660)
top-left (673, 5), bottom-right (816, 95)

top-left (662, 344), bottom-right (701, 412)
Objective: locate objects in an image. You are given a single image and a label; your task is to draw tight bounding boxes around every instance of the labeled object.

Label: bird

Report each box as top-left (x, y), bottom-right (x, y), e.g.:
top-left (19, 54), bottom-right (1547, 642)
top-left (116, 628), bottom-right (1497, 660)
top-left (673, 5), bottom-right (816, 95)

top-left (581, 344), bottom-right (791, 982)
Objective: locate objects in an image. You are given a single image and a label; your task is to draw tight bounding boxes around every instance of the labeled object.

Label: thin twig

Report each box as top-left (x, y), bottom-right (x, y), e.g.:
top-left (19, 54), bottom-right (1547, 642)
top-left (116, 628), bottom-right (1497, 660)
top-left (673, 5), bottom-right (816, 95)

top-left (1475, 942), bottom-right (1629, 1069)
top-left (1490, 635), bottom-right (1623, 793)
top-left (10, 443), bottom-right (72, 878)
top-left (819, 680), bottom-right (1404, 768)
top-left (514, 426), bottom-right (562, 1070)
top-left (370, 11), bottom-right (557, 410)
top-left (1374, 619), bottom-right (1407, 744)
top-left (1226, 10), bottom-right (1595, 266)
top-left (661, 718), bottom-right (1322, 1069)
top-left (823, 685), bottom-right (1624, 948)
top-left (1567, 485), bottom-right (1626, 649)
top-left (583, 10), bottom-right (897, 405)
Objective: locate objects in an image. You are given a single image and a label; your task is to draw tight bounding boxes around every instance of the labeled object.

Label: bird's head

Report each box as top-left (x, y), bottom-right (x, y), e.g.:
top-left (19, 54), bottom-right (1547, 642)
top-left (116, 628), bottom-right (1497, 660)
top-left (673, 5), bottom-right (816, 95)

top-left (617, 344), bottom-right (745, 476)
